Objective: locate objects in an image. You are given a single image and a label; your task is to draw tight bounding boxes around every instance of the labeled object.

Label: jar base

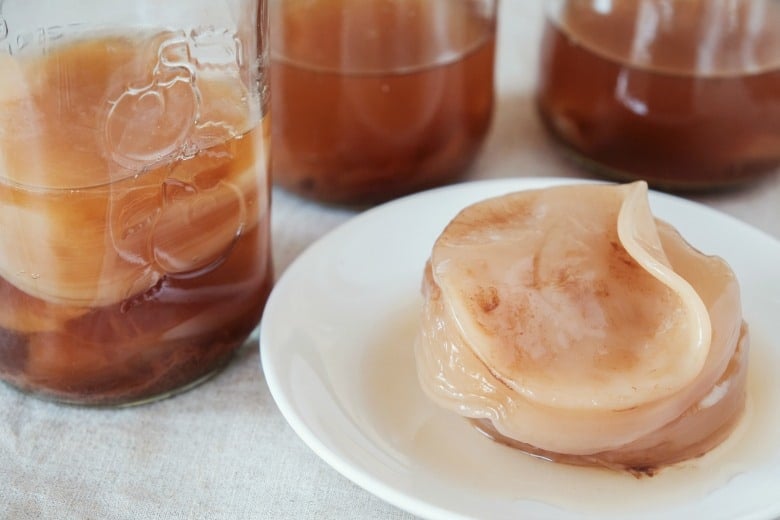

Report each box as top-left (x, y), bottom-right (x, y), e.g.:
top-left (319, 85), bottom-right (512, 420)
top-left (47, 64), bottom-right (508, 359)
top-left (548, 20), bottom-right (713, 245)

top-left (544, 135), bottom-right (779, 193)
top-left (0, 333), bottom-right (255, 408)
top-left (538, 107), bottom-right (780, 192)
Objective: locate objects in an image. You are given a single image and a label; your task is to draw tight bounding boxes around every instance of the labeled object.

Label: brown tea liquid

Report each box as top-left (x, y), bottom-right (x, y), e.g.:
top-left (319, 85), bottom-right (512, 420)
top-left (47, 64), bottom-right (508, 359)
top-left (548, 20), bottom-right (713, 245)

top-left (537, 0), bottom-right (780, 189)
top-left (271, 0), bottom-right (495, 204)
top-left (0, 34), bottom-right (272, 405)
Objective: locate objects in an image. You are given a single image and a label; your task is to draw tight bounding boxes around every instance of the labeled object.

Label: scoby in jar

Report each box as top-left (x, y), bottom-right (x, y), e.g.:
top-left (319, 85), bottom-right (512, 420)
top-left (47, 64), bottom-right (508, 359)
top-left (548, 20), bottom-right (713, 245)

top-left (415, 181), bottom-right (748, 475)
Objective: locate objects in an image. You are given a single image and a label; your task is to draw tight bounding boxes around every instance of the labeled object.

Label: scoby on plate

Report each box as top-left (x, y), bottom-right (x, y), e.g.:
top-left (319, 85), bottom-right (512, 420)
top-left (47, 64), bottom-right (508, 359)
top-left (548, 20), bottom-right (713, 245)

top-left (415, 181), bottom-right (748, 475)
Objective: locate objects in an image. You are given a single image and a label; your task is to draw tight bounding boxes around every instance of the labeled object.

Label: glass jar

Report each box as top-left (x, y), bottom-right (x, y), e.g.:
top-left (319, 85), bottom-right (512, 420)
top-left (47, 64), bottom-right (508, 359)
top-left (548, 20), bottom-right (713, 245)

top-left (270, 0), bottom-right (497, 205)
top-left (0, 0), bottom-right (272, 406)
top-left (537, 0), bottom-right (780, 189)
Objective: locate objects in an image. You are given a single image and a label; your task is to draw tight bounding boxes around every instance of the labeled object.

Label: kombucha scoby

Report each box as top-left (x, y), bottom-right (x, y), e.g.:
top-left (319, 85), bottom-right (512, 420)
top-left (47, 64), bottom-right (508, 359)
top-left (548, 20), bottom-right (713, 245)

top-left (0, 32), bottom-right (272, 405)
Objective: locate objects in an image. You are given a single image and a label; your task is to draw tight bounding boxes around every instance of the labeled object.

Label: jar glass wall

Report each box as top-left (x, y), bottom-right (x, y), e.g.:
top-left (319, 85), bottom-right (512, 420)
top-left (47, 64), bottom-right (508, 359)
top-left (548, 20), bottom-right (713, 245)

top-left (0, 0), bottom-right (273, 406)
top-left (270, 0), bottom-right (497, 205)
top-left (537, 0), bottom-right (780, 189)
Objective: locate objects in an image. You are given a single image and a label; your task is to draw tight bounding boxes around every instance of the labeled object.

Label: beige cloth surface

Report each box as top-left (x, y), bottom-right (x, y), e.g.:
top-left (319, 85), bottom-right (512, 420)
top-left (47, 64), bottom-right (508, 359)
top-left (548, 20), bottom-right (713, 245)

top-left (1, 339), bottom-right (412, 519)
top-left (2, 2), bottom-right (779, 519)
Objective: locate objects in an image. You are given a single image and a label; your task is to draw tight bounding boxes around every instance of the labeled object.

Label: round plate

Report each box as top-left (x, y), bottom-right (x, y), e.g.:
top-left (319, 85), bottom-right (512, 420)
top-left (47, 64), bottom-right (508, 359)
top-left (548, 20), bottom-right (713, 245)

top-left (260, 178), bottom-right (780, 520)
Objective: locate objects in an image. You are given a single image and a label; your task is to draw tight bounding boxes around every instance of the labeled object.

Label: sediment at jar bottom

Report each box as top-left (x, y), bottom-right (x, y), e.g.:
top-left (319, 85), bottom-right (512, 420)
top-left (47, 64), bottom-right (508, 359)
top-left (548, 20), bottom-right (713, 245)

top-left (0, 230), bottom-right (274, 406)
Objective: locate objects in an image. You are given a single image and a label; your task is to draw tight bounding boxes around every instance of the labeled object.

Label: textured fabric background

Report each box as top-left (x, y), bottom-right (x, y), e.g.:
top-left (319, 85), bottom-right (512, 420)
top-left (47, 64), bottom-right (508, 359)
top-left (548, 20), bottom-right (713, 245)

top-left (2, 1), bottom-right (779, 519)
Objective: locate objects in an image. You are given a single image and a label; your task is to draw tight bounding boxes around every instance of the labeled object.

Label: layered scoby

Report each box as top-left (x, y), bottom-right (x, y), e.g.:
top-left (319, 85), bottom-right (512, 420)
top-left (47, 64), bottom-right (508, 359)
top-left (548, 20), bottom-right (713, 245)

top-left (415, 182), bottom-right (747, 474)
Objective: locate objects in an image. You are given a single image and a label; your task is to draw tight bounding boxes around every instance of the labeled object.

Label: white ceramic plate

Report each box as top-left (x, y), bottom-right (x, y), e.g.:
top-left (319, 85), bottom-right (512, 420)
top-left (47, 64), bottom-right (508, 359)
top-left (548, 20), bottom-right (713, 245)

top-left (260, 178), bottom-right (780, 520)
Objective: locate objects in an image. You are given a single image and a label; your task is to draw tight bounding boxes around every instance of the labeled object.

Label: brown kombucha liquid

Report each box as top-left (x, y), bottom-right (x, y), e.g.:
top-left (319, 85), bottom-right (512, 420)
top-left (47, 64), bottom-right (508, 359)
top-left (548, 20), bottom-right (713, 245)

top-left (537, 1), bottom-right (780, 189)
top-left (271, 0), bottom-right (495, 204)
top-left (0, 34), bottom-right (272, 405)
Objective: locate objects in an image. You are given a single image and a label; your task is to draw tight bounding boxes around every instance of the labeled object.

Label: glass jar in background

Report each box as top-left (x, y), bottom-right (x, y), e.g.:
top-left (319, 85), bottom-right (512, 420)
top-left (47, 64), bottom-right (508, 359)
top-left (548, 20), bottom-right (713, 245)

top-left (537, 0), bottom-right (780, 189)
top-left (0, 0), bottom-right (272, 406)
top-left (270, 0), bottom-right (497, 205)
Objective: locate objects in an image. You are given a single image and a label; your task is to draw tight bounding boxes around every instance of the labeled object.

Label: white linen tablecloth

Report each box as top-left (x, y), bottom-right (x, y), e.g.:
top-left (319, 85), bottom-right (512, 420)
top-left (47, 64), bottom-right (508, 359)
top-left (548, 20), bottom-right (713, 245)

top-left (2, 2), bottom-right (778, 519)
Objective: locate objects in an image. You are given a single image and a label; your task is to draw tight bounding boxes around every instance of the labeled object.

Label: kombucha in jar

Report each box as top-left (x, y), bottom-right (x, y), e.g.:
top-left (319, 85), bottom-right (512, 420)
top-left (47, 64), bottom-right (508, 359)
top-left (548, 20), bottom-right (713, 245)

top-left (271, 0), bottom-right (497, 205)
top-left (537, 0), bottom-right (780, 189)
top-left (0, 1), bottom-right (272, 406)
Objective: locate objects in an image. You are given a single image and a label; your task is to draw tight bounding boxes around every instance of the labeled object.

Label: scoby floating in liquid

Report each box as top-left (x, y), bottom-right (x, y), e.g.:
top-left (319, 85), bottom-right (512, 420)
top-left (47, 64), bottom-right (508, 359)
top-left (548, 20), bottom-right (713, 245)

top-left (0, 33), bottom-right (272, 405)
top-left (415, 181), bottom-right (748, 475)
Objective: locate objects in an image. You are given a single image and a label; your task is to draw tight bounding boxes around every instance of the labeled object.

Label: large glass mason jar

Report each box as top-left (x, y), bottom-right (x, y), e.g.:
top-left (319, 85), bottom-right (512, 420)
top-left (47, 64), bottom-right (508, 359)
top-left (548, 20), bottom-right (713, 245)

top-left (0, 0), bottom-right (272, 405)
top-left (270, 0), bottom-right (497, 205)
top-left (537, 0), bottom-right (780, 189)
